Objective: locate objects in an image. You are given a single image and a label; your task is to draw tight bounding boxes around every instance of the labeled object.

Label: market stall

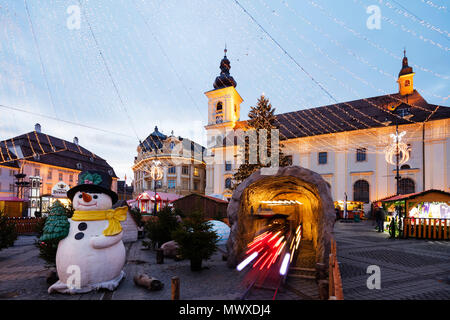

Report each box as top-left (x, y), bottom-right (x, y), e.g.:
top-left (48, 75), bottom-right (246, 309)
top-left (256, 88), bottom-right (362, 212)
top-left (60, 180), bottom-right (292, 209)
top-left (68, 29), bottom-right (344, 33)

top-left (0, 197), bottom-right (27, 217)
top-left (375, 189), bottom-right (450, 239)
top-left (334, 200), bottom-right (364, 220)
top-left (40, 182), bottom-right (71, 214)
top-left (130, 191), bottom-right (181, 215)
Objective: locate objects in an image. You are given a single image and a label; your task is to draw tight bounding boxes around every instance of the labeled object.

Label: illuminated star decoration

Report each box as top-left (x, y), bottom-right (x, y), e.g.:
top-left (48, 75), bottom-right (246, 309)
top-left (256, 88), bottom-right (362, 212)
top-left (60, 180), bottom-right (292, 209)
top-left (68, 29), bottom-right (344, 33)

top-left (384, 131), bottom-right (410, 166)
top-left (149, 160), bottom-right (164, 181)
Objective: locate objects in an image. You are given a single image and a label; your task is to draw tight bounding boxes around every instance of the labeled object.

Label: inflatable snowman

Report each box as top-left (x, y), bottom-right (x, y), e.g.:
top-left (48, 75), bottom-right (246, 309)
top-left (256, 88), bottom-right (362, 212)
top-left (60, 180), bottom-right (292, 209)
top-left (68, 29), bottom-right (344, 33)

top-left (48, 170), bottom-right (128, 294)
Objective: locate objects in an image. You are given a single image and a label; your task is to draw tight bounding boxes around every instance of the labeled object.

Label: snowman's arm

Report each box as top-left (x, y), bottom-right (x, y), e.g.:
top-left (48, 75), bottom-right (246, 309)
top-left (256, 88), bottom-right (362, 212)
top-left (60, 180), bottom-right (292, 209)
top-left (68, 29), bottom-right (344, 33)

top-left (90, 232), bottom-right (123, 249)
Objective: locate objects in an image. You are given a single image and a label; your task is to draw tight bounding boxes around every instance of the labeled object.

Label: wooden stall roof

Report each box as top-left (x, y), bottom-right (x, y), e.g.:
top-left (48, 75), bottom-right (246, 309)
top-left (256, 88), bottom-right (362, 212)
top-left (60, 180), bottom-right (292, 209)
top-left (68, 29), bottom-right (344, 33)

top-left (378, 189), bottom-right (450, 203)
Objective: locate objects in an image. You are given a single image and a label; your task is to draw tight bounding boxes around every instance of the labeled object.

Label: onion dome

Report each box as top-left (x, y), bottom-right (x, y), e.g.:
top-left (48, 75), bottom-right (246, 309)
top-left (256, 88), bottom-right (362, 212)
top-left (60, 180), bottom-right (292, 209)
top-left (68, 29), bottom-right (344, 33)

top-left (399, 50), bottom-right (413, 77)
top-left (141, 126), bottom-right (167, 152)
top-left (213, 48), bottom-right (237, 89)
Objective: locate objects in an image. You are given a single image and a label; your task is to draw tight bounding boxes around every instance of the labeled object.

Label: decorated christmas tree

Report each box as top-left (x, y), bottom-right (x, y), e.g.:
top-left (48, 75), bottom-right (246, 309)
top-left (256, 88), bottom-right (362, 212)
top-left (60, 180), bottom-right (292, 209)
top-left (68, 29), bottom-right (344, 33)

top-left (37, 200), bottom-right (70, 266)
top-left (233, 95), bottom-right (290, 186)
top-left (40, 200), bottom-right (70, 242)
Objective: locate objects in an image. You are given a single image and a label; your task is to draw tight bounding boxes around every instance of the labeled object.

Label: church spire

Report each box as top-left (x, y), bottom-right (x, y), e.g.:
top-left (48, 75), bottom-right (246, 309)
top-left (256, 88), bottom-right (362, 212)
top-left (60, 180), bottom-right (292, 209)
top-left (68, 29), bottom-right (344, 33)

top-left (397, 49), bottom-right (415, 96)
top-left (213, 47), bottom-right (237, 89)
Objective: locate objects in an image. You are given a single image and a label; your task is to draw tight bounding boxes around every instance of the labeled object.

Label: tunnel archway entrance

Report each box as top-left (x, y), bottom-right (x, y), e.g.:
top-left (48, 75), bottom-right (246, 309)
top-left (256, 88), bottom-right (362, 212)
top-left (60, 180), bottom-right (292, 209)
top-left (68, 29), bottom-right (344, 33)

top-left (226, 166), bottom-right (335, 273)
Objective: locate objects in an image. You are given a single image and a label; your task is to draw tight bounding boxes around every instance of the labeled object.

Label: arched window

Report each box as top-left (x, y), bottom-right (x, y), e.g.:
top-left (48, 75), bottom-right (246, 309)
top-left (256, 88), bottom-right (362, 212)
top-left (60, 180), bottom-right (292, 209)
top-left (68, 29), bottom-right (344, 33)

top-left (400, 164), bottom-right (410, 170)
top-left (405, 79), bottom-right (410, 87)
top-left (353, 180), bottom-right (370, 203)
top-left (216, 101), bottom-right (223, 112)
top-left (225, 178), bottom-right (232, 189)
top-left (398, 178), bottom-right (415, 195)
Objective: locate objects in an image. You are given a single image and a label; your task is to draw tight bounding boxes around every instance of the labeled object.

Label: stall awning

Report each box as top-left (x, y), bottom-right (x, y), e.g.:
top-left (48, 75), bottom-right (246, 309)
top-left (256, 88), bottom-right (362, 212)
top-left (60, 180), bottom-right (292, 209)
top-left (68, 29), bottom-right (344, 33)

top-left (0, 197), bottom-right (27, 202)
top-left (377, 189), bottom-right (450, 203)
top-left (137, 192), bottom-right (151, 201)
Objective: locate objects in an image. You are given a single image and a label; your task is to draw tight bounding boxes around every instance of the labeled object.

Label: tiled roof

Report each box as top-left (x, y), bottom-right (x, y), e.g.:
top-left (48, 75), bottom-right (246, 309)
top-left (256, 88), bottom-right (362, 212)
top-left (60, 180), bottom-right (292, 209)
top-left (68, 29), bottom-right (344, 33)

top-left (275, 90), bottom-right (449, 140)
top-left (0, 131), bottom-right (117, 177)
top-left (219, 90), bottom-right (449, 146)
top-left (376, 189), bottom-right (450, 202)
top-left (139, 126), bottom-right (205, 160)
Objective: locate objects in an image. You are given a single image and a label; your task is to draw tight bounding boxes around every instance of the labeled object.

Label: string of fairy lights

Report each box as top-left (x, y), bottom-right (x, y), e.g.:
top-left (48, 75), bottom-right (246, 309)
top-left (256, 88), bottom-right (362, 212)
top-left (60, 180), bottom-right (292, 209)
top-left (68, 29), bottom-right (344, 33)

top-left (239, 0), bottom-right (430, 128)
top-left (278, 0), bottom-right (449, 98)
top-left (255, 0), bottom-right (444, 133)
top-left (350, 0), bottom-right (450, 52)
top-left (0, 0), bottom-right (448, 171)
top-left (248, 0), bottom-right (445, 144)
top-left (420, 0), bottom-right (447, 13)
top-left (378, 0), bottom-right (450, 40)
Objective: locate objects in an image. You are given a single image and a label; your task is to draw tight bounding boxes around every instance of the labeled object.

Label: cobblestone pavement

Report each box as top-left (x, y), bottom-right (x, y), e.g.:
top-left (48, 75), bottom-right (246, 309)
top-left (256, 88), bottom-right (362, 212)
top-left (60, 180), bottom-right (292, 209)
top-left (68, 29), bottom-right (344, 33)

top-left (1, 222), bottom-right (449, 300)
top-left (334, 220), bottom-right (450, 300)
top-left (0, 236), bottom-right (246, 300)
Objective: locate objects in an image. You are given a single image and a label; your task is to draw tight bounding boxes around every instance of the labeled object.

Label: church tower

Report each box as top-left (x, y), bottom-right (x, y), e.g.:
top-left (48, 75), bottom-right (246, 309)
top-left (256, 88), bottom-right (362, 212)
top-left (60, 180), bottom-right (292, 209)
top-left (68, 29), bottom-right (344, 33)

top-left (397, 50), bottom-right (415, 96)
top-left (205, 48), bottom-right (243, 133)
top-left (204, 48), bottom-right (243, 196)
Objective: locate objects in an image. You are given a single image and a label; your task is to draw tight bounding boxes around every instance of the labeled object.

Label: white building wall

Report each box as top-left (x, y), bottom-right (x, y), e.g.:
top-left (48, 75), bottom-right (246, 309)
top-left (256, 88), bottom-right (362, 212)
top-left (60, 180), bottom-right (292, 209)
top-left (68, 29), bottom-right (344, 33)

top-left (206, 119), bottom-right (450, 205)
top-left (0, 166), bottom-right (18, 197)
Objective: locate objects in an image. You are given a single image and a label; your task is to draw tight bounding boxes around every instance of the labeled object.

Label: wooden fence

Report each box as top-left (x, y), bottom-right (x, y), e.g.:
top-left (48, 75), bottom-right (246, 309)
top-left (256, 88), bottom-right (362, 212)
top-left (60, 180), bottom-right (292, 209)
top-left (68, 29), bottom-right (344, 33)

top-left (403, 218), bottom-right (449, 240)
top-left (7, 217), bottom-right (42, 234)
top-left (328, 239), bottom-right (344, 300)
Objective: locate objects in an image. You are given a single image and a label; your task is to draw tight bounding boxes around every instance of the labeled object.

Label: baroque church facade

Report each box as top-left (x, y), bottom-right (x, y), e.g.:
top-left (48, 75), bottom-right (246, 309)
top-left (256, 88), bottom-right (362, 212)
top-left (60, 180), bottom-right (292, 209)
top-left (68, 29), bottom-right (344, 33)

top-left (204, 50), bottom-right (450, 210)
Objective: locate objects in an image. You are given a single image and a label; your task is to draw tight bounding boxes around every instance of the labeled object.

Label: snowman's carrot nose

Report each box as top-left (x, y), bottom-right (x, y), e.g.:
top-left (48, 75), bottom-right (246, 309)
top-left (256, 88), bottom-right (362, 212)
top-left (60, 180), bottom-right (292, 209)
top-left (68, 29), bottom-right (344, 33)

top-left (82, 192), bottom-right (92, 202)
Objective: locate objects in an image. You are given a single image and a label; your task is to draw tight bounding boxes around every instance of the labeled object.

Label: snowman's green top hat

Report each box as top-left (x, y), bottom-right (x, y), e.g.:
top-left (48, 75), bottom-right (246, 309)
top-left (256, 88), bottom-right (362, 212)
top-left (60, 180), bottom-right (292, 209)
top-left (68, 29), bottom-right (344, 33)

top-left (67, 170), bottom-right (118, 204)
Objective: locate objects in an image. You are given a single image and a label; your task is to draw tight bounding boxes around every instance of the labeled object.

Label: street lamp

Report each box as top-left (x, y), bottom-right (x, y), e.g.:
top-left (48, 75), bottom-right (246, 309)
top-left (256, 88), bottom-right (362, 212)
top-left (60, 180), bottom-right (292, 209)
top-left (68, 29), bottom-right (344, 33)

top-left (384, 109), bottom-right (411, 195)
top-left (384, 106), bottom-right (412, 238)
top-left (149, 160), bottom-right (163, 215)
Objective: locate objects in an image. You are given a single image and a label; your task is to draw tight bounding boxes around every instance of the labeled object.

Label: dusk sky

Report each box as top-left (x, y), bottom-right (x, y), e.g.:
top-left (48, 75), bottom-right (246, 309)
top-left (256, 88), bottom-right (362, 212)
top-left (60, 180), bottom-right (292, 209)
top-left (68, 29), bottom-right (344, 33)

top-left (0, 0), bottom-right (448, 181)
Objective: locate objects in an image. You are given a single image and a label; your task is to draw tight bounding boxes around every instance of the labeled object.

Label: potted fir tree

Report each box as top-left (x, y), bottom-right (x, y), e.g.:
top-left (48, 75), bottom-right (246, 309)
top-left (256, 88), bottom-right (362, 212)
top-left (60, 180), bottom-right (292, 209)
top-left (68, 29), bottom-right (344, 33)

top-left (172, 212), bottom-right (218, 271)
top-left (0, 211), bottom-right (17, 251)
top-left (143, 206), bottom-right (180, 249)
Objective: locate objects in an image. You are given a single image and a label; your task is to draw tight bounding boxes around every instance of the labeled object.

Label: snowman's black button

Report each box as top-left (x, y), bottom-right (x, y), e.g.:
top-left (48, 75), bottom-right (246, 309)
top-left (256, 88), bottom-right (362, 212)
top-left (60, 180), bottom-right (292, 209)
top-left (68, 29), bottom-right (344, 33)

top-left (78, 222), bottom-right (87, 231)
top-left (75, 232), bottom-right (84, 240)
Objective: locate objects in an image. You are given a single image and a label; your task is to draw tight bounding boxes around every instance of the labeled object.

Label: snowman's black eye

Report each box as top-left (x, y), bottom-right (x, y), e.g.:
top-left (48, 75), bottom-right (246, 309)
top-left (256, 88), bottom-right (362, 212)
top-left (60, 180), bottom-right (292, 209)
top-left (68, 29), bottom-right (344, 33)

top-left (93, 195), bottom-right (98, 199)
top-left (78, 194), bottom-right (82, 199)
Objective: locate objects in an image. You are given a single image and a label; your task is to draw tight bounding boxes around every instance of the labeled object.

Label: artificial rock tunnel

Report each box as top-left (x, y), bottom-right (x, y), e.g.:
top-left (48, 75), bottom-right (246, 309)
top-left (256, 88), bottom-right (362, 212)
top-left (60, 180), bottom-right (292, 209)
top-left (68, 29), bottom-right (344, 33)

top-left (226, 166), bottom-right (336, 272)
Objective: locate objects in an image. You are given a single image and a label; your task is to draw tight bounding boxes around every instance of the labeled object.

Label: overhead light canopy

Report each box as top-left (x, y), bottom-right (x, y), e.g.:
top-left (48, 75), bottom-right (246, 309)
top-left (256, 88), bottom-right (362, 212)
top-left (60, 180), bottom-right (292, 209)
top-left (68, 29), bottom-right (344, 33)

top-left (260, 200), bottom-right (302, 205)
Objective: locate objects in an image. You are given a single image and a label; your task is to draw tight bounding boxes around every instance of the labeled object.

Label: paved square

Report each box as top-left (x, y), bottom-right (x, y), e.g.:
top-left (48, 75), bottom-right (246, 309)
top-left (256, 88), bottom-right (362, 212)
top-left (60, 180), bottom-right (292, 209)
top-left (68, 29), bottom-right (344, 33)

top-left (0, 221), bottom-right (449, 300)
top-left (334, 220), bottom-right (450, 300)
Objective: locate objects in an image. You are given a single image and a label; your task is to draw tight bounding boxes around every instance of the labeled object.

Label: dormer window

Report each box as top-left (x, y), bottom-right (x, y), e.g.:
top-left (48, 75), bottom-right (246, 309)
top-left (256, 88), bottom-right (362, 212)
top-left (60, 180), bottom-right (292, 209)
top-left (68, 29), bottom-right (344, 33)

top-left (216, 101), bottom-right (223, 113)
top-left (76, 163), bottom-right (82, 170)
top-left (169, 141), bottom-right (175, 150)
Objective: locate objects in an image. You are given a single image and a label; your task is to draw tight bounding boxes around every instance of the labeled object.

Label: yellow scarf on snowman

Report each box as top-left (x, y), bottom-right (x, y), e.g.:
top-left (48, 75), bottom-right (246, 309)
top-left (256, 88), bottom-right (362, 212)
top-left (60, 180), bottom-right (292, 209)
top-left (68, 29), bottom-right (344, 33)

top-left (72, 206), bottom-right (128, 236)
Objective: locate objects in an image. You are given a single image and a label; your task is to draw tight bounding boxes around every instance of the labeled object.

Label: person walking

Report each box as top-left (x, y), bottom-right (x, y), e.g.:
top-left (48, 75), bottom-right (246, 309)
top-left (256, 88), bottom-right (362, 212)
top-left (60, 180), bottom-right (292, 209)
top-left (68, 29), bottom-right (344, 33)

top-left (374, 206), bottom-right (380, 231)
top-left (378, 206), bottom-right (386, 233)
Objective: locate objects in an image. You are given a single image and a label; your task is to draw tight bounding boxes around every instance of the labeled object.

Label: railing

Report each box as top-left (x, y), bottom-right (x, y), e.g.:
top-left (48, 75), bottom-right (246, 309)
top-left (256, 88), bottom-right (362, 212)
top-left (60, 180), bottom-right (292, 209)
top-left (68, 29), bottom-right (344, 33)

top-left (328, 239), bottom-right (344, 300)
top-left (7, 217), bottom-right (43, 234)
top-left (403, 218), bottom-right (449, 240)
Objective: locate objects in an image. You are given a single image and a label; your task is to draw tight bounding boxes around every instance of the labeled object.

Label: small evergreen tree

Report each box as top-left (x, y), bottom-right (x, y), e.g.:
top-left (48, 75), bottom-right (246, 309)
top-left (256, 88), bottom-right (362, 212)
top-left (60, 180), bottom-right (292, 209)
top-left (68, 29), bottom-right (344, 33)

top-left (36, 200), bottom-right (70, 267)
top-left (143, 206), bottom-right (180, 248)
top-left (172, 212), bottom-right (218, 271)
top-left (0, 211), bottom-right (17, 250)
top-left (233, 95), bottom-right (290, 187)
